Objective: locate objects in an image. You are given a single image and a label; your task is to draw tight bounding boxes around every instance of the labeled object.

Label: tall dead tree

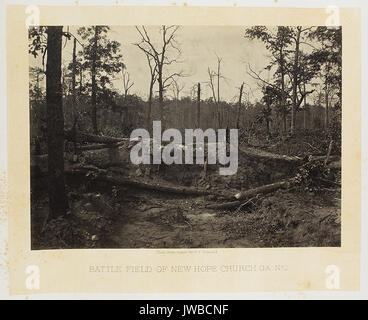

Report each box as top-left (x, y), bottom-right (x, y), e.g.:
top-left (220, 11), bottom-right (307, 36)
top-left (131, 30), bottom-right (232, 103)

top-left (324, 61), bottom-right (331, 130)
top-left (71, 38), bottom-right (77, 106)
top-left (290, 27), bottom-right (302, 134)
top-left (207, 55), bottom-right (226, 128)
top-left (145, 55), bottom-right (157, 133)
top-left (279, 42), bottom-right (288, 133)
top-left (71, 37), bottom-right (78, 152)
top-left (196, 82), bottom-right (201, 128)
top-left (135, 26), bottom-right (183, 127)
top-left (236, 82), bottom-right (244, 129)
top-left (207, 67), bottom-right (217, 103)
top-left (171, 78), bottom-right (185, 102)
top-left (46, 26), bottom-right (69, 218)
top-left (303, 81), bottom-right (308, 129)
top-left (79, 66), bottom-right (83, 95)
top-left (122, 68), bottom-right (134, 100)
top-left (207, 67), bottom-right (219, 128)
top-left (216, 55), bottom-right (222, 104)
top-left (171, 78), bottom-right (185, 127)
top-left (91, 26), bottom-right (99, 134)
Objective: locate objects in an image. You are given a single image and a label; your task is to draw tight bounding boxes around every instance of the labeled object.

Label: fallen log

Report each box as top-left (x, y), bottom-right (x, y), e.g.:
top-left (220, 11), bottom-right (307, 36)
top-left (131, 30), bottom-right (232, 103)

top-left (67, 167), bottom-right (233, 199)
top-left (207, 200), bottom-right (243, 210)
top-left (239, 145), bottom-right (340, 165)
top-left (206, 179), bottom-right (294, 210)
top-left (207, 155), bottom-right (341, 210)
top-left (327, 160), bottom-right (341, 169)
top-left (207, 197), bottom-right (257, 211)
top-left (78, 141), bottom-right (126, 151)
top-left (64, 129), bottom-right (126, 144)
top-left (234, 179), bottom-right (292, 201)
top-left (316, 177), bottom-right (341, 188)
top-left (309, 155), bottom-right (339, 163)
top-left (239, 146), bottom-right (302, 162)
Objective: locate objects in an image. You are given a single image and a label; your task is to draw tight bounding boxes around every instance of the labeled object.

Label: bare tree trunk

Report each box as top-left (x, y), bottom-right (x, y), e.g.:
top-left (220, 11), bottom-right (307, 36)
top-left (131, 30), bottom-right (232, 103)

top-left (324, 64), bottom-right (330, 130)
top-left (79, 67), bottom-right (83, 95)
top-left (303, 82), bottom-right (307, 129)
top-left (122, 69), bottom-right (134, 101)
top-left (158, 65), bottom-right (164, 125)
top-left (217, 60), bottom-right (220, 105)
top-left (196, 82), bottom-right (201, 128)
top-left (46, 26), bottom-right (69, 219)
top-left (266, 118), bottom-right (270, 136)
top-left (325, 87), bottom-right (329, 130)
top-left (291, 27), bottom-right (301, 134)
top-left (217, 58), bottom-right (222, 128)
top-left (91, 26), bottom-right (98, 134)
top-left (72, 38), bottom-right (78, 153)
top-left (283, 113), bottom-right (287, 133)
top-left (236, 83), bottom-right (244, 129)
top-left (279, 46), bottom-right (287, 134)
top-left (145, 80), bottom-right (154, 134)
top-left (72, 38), bottom-right (77, 106)
top-left (324, 140), bottom-right (334, 166)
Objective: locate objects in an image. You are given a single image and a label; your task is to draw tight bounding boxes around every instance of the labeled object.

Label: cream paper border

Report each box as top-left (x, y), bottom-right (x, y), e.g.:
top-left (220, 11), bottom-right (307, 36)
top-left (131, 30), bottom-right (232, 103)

top-left (6, 5), bottom-right (361, 294)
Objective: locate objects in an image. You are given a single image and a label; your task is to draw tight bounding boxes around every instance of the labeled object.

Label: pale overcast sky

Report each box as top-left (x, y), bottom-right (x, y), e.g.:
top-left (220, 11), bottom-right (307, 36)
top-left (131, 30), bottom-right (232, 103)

top-left (31, 26), bottom-right (278, 102)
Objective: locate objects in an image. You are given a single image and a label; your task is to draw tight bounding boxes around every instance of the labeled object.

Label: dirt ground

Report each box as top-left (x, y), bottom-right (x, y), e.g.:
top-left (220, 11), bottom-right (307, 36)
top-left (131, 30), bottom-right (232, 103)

top-left (31, 171), bottom-right (340, 249)
top-left (106, 188), bottom-right (340, 248)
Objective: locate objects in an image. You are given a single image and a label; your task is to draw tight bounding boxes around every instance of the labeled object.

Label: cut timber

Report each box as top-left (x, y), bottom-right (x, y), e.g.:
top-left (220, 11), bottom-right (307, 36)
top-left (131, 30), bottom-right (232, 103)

top-left (239, 146), bottom-right (302, 162)
top-left (239, 145), bottom-right (339, 164)
top-left (207, 179), bottom-right (294, 210)
top-left (207, 200), bottom-right (243, 210)
top-left (64, 129), bottom-right (125, 144)
top-left (78, 141), bottom-right (125, 151)
top-left (207, 198), bottom-right (256, 210)
top-left (316, 177), bottom-right (341, 187)
top-left (234, 179), bottom-right (292, 201)
top-left (327, 160), bottom-right (341, 169)
top-left (309, 155), bottom-right (339, 162)
top-left (67, 167), bottom-right (233, 199)
top-left (324, 140), bottom-right (334, 166)
top-left (102, 175), bottom-right (217, 196)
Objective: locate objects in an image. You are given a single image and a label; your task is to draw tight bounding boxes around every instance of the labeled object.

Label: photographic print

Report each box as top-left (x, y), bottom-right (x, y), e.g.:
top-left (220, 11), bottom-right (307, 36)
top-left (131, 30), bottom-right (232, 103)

top-left (5, 4), bottom-right (362, 294)
top-left (29, 25), bottom-right (342, 250)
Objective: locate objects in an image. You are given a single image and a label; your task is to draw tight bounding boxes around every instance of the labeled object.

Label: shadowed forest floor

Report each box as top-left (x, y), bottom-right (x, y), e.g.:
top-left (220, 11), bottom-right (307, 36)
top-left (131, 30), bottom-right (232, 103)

top-left (31, 181), bottom-right (340, 249)
top-left (31, 131), bottom-right (341, 249)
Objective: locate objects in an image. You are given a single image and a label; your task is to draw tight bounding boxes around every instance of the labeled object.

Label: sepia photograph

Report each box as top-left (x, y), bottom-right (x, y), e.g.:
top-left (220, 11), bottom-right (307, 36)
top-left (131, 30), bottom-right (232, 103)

top-left (29, 25), bottom-right (342, 250)
top-left (3, 0), bottom-right (367, 297)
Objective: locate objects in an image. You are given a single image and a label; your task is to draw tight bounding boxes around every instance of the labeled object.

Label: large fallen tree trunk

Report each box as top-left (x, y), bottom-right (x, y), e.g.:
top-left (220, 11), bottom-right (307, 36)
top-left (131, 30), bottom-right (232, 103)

top-left (207, 200), bottom-right (243, 210)
top-left (239, 146), bottom-right (302, 162)
top-left (234, 179), bottom-right (292, 201)
top-left (62, 130), bottom-right (339, 167)
top-left (64, 129), bottom-right (126, 144)
top-left (67, 166), bottom-right (233, 199)
top-left (207, 178), bottom-right (295, 210)
top-left (78, 141), bottom-right (126, 151)
top-left (207, 156), bottom-right (341, 210)
top-left (239, 146), bottom-right (339, 164)
top-left (206, 178), bottom-right (295, 210)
